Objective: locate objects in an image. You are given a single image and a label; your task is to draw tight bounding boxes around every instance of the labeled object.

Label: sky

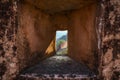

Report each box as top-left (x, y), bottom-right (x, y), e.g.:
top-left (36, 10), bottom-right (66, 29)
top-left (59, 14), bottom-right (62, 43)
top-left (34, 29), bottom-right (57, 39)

top-left (56, 30), bottom-right (68, 39)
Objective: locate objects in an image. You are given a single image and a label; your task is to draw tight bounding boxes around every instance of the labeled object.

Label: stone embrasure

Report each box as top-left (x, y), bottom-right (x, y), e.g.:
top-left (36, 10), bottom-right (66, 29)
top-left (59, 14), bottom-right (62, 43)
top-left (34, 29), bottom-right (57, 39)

top-left (0, 0), bottom-right (120, 80)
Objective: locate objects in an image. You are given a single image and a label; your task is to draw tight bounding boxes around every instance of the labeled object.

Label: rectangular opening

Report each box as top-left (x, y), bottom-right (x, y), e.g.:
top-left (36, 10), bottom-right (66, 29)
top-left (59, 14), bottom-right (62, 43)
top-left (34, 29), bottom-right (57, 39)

top-left (55, 30), bottom-right (68, 55)
top-left (18, 2), bottom-right (98, 79)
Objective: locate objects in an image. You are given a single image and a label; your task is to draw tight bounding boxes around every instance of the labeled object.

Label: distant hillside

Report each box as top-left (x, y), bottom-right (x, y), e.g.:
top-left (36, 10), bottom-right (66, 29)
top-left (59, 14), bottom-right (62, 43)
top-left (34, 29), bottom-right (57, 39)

top-left (57, 35), bottom-right (67, 41)
top-left (56, 35), bottom-right (68, 55)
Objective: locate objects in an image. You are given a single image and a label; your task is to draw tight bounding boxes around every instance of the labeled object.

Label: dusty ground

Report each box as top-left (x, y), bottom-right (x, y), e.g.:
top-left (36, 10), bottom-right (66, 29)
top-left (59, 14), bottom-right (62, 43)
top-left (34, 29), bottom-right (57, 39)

top-left (18, 55), bottom-right (96, 80)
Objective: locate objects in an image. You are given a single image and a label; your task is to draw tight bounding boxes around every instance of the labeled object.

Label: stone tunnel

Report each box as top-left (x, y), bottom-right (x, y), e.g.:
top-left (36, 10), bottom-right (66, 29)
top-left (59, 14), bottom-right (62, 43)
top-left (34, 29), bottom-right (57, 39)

top-left (0, 0), bottom-right (120, 80)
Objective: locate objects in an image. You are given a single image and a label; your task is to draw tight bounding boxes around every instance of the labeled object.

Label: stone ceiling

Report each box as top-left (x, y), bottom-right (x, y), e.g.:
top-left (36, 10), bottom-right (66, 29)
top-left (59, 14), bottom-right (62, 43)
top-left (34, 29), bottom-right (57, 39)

top-left (25, 0), bottom-right (97, 13)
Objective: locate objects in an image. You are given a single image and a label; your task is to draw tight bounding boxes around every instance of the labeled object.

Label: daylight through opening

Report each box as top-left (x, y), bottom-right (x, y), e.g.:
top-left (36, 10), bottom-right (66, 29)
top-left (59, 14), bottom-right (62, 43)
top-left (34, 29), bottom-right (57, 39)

top-left (56, 30), bottom-right (68, 55)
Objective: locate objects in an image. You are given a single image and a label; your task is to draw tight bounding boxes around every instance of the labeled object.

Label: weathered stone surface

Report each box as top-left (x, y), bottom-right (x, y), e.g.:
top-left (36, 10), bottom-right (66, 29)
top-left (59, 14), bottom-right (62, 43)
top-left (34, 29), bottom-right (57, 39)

top-left (25, 0), bottom-right (97, 13)
top-left (0, 0), bottom-right (18, 80)
top-left (0, 0), bottom-right (120, 80)
top-left (0, 1), bottom-right (98, 79)
top-left (98, 0), bottom-right (120, 80)
top-left (68, 3), bottom-right (98, 71)
top-left (17, 2), bottom-right (56, 72)
top-left (51, 13), bottom-right (70, 30)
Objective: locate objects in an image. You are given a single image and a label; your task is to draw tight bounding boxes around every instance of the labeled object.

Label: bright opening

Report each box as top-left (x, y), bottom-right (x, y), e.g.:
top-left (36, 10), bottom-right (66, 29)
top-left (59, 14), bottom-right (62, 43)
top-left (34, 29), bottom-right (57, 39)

top-left (56, 30), bottom-right (68, 55)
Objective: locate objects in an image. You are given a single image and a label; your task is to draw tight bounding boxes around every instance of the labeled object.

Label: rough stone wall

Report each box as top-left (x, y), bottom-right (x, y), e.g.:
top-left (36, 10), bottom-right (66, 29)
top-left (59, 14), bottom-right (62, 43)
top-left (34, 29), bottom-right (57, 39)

top-left (25, 0), bottom-right (96, 14)
top-left (0, 0), bottom-right (18, 80)
top-left (0, 1), bottom-right (56, 80)
top-left (51, 13), bottom-right (70, 30)
top-left (17, 2), bottom-right (56, 71)
top-left (0, 0), bottom-right (120, 80)
top-left (98, 0), bottom-right (120, 80)
top-left (68, 3), bottom-right (98, 71)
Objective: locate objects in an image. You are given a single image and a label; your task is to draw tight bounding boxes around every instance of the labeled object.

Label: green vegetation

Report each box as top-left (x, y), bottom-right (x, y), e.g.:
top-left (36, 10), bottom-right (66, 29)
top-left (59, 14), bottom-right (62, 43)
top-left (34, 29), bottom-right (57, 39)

top-left (56, 40), bottom-right (66, 49)
top-left (56, 35), bottom-right (68, 55)
top-left (57, 48), bottom-right (68, 55)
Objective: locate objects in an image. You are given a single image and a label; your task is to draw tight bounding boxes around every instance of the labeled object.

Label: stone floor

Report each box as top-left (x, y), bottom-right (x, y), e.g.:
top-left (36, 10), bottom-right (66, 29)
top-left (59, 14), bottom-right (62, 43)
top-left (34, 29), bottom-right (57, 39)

top-left (18, 55), bottom-right (96, 80)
